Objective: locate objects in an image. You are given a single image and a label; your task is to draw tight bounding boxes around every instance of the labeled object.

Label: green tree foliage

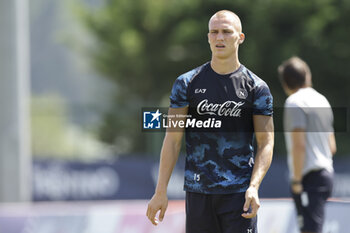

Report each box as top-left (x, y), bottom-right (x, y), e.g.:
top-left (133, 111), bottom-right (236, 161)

top-left (76, 0), bottom-right (350, 155)
top-left (31, 95), bottom-right (112, 159)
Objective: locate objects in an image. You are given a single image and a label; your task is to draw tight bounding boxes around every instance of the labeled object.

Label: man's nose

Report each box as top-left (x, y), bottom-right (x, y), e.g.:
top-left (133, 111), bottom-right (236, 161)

top-left (217, 32), bottom-right (224, 40)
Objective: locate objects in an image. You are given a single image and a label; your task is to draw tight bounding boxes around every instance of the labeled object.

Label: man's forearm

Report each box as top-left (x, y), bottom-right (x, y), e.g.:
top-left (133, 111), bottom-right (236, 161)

top-left (249, 142), bottom-right (273, 190)
top-left (291, 145), bottom-right (305, 181)
top-left (250, 115), bottom-right (274, 190)
top-left (155, 135), bottom-right (182, 195)
top-left (291, 131), bottom-right (306, 181)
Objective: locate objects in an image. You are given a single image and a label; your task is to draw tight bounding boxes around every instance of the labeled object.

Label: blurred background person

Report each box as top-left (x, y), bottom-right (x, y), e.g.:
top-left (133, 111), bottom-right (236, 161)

top-left (278, 56), bottom-right (336, 233)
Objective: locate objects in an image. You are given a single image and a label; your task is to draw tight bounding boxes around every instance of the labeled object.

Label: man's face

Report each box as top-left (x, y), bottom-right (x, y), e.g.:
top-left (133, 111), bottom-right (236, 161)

top-left (208, 15), bottom-right (244, 59)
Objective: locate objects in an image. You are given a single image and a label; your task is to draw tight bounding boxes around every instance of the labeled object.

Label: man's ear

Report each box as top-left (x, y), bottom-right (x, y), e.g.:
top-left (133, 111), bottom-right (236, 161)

top-left (207, 33), bottom-right (210, 44)
top-left (239, 33), bottom-right (245, 44)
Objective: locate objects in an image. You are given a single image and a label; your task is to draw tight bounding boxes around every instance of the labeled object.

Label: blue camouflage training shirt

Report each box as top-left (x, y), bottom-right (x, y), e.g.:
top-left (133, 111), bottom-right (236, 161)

top-left (170, 62), bottom-right (273, 194)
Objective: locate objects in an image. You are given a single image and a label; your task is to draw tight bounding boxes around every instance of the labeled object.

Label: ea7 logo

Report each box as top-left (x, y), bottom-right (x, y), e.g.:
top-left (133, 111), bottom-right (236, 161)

top-left (195, 89), bottom-right (206, 94)
top-left (247, 229), bottom-right (253, 233)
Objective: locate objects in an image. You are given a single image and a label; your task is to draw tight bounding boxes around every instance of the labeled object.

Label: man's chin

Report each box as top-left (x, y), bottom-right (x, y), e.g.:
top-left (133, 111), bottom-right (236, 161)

top-left (213, 53), bottom-right (230, 59)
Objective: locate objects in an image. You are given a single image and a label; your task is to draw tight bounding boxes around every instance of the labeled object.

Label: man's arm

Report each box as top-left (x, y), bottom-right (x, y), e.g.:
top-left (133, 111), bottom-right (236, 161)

top-left (146, 107), bottom-right (188, 225)
top-left (242, 115), bottom-right (274, 219)
top-left (329, 132), bottom-right (337, 155)
top-left (290, 129), bottom-right (306, 194)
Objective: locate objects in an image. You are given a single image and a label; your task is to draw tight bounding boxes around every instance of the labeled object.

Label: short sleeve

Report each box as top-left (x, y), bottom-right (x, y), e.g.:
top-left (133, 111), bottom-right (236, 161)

top-left (284, 101), bottom-right (307, 131)
top-left (169, 77), bottom-right (189, 108)
top-left (252, 83), bottom-right (273, 115)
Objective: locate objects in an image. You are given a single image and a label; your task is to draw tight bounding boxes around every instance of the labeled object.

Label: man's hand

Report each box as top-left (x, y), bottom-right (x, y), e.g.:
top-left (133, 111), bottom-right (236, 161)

top-left (291, 182), bottom-right (303, 194)
top-left (241, 186), bottom-right (260, 219)
top-left (146, 193), bottom-right (168, 226)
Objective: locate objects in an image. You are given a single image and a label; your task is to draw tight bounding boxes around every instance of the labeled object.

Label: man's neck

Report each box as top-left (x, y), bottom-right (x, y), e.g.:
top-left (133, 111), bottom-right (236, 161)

top-left (286, 85), bottom-right (310, 96)
top-left (210, 57), bottom-right (240, 75)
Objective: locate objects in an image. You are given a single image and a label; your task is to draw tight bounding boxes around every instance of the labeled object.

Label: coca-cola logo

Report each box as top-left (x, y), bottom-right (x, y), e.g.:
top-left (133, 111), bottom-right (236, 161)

top-left (197, 99), bottom-right (244, 117)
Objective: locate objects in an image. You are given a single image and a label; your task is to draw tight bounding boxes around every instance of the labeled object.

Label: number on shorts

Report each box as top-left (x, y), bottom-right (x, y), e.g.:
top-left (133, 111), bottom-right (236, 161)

top-left (194, 173), bottom-right (200, 181)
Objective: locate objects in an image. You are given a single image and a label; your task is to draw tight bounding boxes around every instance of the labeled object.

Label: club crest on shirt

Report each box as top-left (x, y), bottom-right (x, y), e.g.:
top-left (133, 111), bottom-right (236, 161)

top-left (236, 88), bottom-right (248, 99)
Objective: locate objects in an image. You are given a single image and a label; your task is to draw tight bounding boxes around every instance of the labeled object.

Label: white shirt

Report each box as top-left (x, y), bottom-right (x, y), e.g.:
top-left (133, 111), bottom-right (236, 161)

top-left (284, 87), bottom-right (334, 177)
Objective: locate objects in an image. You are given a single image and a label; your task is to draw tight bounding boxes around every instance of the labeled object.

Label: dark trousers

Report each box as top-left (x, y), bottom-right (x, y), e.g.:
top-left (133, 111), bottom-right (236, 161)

top-left (186, 192), bottom-right (257, 233)
top-left (292, 169), bottom-right (333, 233)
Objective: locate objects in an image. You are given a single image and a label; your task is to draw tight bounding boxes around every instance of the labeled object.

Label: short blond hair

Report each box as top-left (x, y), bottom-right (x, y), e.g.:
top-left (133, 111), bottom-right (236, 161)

top-left (209, 10), bottom-right (242, 33)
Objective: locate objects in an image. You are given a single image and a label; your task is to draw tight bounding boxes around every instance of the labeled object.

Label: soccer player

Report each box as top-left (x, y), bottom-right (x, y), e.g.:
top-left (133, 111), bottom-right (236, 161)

top-left (278, 57), bottom-right (336, 233)
top-left (147, 10), bottom-right (274, 233)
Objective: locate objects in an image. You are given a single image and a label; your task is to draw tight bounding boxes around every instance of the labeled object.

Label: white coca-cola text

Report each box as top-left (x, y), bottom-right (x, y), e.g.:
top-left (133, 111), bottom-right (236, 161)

top-left (196, 99), bottom-right (244, 117)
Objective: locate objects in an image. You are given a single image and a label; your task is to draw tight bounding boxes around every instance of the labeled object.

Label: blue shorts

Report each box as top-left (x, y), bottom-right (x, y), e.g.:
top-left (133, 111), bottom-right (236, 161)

top-left (292, 169), bottom-right (333, 233)
top-left (186, 192), bottom-right (257, 233)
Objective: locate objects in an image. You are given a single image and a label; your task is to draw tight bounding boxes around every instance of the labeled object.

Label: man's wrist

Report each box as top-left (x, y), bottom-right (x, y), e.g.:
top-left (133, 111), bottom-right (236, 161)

top-left (248, 183), bottom-right (259, 190)
top-left (291, 179), bottom-right (302, 185)
top-left (155, 187), bottom-right (167, 196)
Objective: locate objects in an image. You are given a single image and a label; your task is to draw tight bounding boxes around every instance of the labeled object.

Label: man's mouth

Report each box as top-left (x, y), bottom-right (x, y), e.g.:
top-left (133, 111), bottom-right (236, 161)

top-left (216, 45), bottom-right (225, 48)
